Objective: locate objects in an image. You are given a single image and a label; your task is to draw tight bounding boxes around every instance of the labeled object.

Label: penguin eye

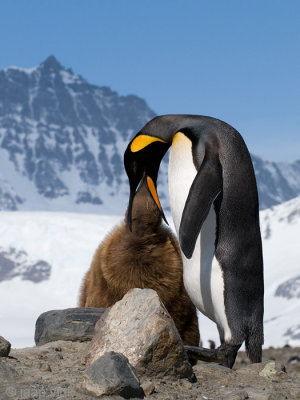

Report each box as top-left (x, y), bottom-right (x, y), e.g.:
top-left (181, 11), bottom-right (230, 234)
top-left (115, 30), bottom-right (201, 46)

top-left (130, 135), bottom-right (167, 152)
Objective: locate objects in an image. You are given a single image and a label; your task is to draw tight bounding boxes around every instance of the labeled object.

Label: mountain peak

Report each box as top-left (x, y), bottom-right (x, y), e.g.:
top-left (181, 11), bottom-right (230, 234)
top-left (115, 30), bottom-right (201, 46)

top-left (40, 55), bottom-right (63, 71)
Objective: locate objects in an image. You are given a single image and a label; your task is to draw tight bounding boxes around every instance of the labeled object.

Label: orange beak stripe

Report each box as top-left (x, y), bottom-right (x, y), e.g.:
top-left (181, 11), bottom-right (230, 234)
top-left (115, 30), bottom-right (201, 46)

top-left (146, 176), bottom-right (163, 212)
top-left (130, 135), bottom-right (167, 152)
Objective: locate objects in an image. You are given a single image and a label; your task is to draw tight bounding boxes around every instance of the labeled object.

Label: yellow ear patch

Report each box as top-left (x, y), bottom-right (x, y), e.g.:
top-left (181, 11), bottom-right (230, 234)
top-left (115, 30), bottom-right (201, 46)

top-left (130, 135), bottom-right (167, 152)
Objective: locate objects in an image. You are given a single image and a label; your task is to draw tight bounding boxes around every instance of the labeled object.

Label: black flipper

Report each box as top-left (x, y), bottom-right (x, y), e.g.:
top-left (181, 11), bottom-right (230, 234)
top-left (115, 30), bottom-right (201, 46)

top-left (179, 149), bottom-right (222, 259)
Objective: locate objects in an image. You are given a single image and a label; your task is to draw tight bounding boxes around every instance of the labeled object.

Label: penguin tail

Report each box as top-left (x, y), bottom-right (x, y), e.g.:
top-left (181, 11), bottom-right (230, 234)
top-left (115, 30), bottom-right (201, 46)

top-left (245, 326), bottom-right (263, 363)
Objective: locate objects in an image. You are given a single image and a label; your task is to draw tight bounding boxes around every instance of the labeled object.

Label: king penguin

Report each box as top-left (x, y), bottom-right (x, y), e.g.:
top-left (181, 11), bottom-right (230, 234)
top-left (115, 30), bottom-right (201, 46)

top-left (124, 114), bottom-right (264, 368)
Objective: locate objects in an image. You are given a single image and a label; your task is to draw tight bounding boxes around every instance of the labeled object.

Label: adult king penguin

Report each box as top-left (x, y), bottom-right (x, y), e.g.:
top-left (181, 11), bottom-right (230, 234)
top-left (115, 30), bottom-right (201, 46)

top-left (124, 115), bottom-right (264, 368)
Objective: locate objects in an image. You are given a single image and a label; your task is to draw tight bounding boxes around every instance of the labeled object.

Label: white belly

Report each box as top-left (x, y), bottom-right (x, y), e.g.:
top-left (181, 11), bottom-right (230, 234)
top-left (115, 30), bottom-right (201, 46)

top-left (168, 132), bottom-right (232, 342)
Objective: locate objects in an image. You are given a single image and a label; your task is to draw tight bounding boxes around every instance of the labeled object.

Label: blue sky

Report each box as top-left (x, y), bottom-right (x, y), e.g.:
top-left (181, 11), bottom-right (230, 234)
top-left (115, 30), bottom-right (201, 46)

top-left (0, 0), bottom-right (299, 161)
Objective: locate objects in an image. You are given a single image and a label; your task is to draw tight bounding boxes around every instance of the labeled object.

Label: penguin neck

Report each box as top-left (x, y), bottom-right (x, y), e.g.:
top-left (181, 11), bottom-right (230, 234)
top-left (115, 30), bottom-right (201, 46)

top-left (126, 182), bottom-right (162, 236)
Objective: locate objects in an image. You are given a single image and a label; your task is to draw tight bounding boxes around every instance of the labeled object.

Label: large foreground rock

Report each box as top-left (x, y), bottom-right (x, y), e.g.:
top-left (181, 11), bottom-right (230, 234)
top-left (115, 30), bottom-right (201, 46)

top-left (77, 351), bottom-right (144, 399)
top-left (35, 307), bottom-right (105, 345)
top-left (84, 288), bottom-right (193, 379)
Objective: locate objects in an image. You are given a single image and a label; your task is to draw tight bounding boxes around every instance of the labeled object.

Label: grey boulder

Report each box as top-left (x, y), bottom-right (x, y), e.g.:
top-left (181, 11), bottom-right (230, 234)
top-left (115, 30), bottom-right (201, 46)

top-left (76, 351), bottom-right (144, 399)
top-left (35, 307), bottom-right (105, 345)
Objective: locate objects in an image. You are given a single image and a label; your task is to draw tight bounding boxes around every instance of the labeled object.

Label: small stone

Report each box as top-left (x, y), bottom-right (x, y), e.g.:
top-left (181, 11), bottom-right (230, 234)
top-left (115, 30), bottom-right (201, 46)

top-left (259, 361), bottom-right (286, 378)
top-left (287, 355), bottom-right (300, 364)
top-left (141, 381), bottom-right (155, 396)
top-left (76, 351), bottom-right (144, 399)
top-left (0, 336), bottom-right (11, 357)
top-left (39, 362), bottom-right (52, 372)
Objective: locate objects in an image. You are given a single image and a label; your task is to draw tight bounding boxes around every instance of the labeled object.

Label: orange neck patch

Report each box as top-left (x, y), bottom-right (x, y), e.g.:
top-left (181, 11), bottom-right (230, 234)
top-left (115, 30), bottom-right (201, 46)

top-left (146, 176), bottom-right (162, 212)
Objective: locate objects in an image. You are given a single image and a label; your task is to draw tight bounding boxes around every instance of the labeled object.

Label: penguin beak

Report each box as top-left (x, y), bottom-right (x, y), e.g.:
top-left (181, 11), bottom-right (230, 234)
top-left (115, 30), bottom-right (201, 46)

top-left (146, 176), bottom-right (168, 225)
top-left (127, 187), bottom-right (135, 232)
top-left (127, 175), bottom-right (168, 231)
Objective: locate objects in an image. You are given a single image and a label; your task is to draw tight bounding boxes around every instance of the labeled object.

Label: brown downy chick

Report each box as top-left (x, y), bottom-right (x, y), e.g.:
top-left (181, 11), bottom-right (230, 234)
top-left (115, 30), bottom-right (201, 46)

top-left (79, 179), bottom-right (200, 346)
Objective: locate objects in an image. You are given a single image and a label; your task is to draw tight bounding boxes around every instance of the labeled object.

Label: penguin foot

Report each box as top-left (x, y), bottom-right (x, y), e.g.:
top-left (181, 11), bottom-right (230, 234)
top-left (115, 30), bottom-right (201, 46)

top-left (184, 345), bottom-right (227, 365)
top-left (184, 343), bottom-right (241, 368)
top-left (217, 343), bottom-right (241, 369)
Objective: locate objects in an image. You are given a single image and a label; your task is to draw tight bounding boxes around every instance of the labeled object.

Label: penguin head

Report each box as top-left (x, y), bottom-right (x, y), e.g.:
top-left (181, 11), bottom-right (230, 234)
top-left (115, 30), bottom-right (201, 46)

top-left (124, 121), bottom-right (172, 230)
top-left (124, 114), bottom-right (207, 230)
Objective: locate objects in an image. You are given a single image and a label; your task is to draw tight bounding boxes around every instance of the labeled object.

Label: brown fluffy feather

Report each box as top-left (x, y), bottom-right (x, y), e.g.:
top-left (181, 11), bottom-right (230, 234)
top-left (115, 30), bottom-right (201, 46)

top-left (79, 181), bottom-right (200, 346)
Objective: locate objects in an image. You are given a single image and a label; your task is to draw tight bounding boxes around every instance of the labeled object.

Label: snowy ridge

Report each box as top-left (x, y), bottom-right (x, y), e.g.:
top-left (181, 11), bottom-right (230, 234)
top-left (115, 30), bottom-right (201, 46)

top-left (252, 156), bottom-right (300, 209)
top-left (0, 197), bottom-right (299, 348)
top-left (0, 55), bottom-right (299, 213)
top-left (0, 55), bottom-right (156, 213)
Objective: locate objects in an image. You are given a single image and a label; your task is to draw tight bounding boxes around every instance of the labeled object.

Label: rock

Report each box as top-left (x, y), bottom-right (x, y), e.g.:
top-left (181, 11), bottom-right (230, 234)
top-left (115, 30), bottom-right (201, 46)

top-left (84, 288), bottom-right (193, 379)
top-left (141, 381), bottom-right (155, 396)
top-left (288, 355), bottom-right (300, 364)
top-left (0, 336), bottom-right (11, 357)
top-left (258, 361), bottom-right (286, 378)
top-left (76, 351), bottom-right (144, 399)
top-left (39, 362), bottom-right (52, 372)
top-left (223, 391), bottom-right (249, 400)
top-left (0, 361), bottom-right (18, 382)
top-left (35, 307), bottom-right (105, 345)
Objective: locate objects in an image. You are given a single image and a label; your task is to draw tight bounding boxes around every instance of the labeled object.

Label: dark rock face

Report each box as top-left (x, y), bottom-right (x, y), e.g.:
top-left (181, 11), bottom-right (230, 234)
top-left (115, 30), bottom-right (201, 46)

top-left (0, 247), bottom-right (51, 283)
top-left (252, 156), bottom-right (300, 210)
top-left (0, 336), bottom-right (11, 357)
top-left (275, 275), bottom-right (300, 300)
top-left (77, 351), bottom-right (144, 399)
top-left (0, 56), bottom-right (299, 212)
top-left (284, 325), bottom-right (300, 341)
top-left (35, 307), bottom-right (105, 345)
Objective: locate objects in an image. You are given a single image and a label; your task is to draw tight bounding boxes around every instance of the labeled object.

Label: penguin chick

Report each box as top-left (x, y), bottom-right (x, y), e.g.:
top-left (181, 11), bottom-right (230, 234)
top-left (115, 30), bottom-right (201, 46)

top-left (79, 180), bottom-right (200, 347)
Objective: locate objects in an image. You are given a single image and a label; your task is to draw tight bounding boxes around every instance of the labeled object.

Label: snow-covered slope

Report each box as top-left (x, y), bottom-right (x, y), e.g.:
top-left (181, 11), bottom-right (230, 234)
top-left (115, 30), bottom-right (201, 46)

top-left (0, 56), bottom-right (299, 213)
top-left (0, 197), bottom-right (299, 348)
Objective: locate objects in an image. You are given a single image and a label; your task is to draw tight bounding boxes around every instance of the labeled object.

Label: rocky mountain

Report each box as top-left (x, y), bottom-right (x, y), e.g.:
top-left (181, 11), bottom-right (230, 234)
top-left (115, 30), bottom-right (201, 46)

top-left (0, 55), bottom-right (155, 213)
top-left (0, 55), bottom-right (299, 213)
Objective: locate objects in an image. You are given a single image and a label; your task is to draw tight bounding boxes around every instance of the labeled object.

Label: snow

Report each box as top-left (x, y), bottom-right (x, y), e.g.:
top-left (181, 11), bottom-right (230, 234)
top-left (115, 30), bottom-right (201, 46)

top-left (3, 66), bottom-right (36, 74)
top-left (0, 197), bottom-right (299, 349)
top-left (0, 212), bottom-right (122, 347)
top-left (60, 70), bottom-right (81, 85)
